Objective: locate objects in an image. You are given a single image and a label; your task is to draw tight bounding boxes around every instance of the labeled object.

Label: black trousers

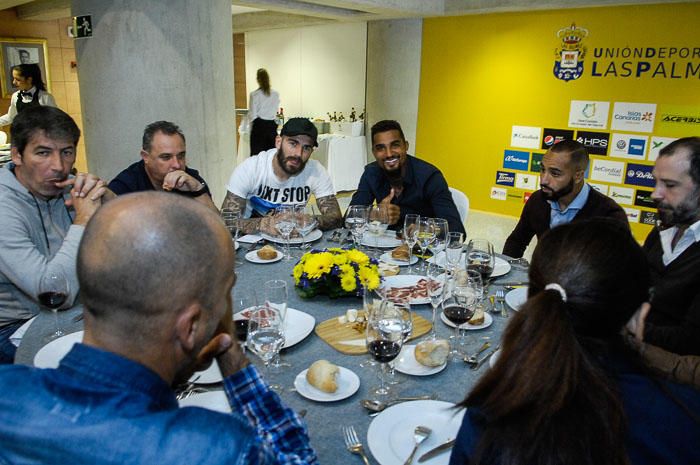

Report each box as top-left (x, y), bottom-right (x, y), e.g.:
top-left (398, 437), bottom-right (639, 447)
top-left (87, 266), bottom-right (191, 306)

top-left (250, 118), bottom-right (277, 156)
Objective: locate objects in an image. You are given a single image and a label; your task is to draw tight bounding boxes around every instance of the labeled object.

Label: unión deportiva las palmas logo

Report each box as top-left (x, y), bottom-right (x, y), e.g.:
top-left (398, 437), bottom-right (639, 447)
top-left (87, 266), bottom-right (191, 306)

top-left (553, 23), bottom-right (588, 82)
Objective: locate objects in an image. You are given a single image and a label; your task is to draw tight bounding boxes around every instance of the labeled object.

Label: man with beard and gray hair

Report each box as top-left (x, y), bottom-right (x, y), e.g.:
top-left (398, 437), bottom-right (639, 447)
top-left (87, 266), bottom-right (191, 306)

top-left (638, 137), bottom-right (700, 355)
top-left (503, 139), bottom-right (627, 258)
top-left (221, 117), bottom-right (342, 235)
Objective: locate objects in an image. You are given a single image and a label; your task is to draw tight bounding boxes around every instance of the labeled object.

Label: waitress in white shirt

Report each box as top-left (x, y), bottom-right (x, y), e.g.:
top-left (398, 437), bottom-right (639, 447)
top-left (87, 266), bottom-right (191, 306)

top-left (248, 68), bottom-right (280, 156)
top-left (0, 63), bottom-right (56, 127)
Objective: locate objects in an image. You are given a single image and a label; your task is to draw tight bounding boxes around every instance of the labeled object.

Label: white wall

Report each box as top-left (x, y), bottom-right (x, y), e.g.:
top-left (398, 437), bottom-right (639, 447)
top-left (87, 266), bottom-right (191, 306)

top-left (245, 22), bottom-right (367, 120)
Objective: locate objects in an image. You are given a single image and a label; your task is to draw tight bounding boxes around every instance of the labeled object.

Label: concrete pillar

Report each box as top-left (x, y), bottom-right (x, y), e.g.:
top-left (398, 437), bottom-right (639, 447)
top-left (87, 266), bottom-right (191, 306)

top-left (71, 0), bottom-right (236, 204)
top-left (366, 19), bottom-right (422, 153)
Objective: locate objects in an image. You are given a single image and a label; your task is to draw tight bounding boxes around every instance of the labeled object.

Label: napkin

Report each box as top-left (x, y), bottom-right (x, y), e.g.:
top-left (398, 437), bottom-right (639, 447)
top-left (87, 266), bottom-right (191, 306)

top-left (237, 234), bottom-right (263, 243)
top-left (10, 316), bottom-right (37, 347)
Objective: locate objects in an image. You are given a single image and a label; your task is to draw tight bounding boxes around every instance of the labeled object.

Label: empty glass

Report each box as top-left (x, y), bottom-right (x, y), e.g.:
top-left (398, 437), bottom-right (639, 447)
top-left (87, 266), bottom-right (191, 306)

top-left (274, 205), bottom-right (296, 261)
top-left (294, 204), bottom-right (318, 250)
top-left (445, 232), bottom-right (464, 276)
top-left (403, 214), bottom-right (420, 273)
top-left (426, 262), bottom-right (446, 339)
top-left (345, 205), bottom-right (369, 250)
top-left (429, 218), bottom-right (449, 275)
top-left (247, 306), bottom-right (285, 391)
top-left (367, 205), bottom-right (390, 257)
top-left (263, 280), bottom-right (289, 369)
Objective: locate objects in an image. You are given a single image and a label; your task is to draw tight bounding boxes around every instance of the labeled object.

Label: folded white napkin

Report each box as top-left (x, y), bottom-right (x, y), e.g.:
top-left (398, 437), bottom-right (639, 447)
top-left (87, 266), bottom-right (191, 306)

top-left (10, 316), bottom-right (37, 347)
top-left (237, 234), bottom-right (263, 243)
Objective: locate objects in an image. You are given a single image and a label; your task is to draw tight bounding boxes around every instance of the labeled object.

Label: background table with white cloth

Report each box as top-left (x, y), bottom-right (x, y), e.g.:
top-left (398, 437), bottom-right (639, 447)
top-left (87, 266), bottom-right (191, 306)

top-left (313, 134), bottom-right (367, 192)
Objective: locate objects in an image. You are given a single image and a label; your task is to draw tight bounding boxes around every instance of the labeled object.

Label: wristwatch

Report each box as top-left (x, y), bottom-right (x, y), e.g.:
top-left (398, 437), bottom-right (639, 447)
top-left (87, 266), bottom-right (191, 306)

top-left (176, 181), bottom-right (208, 197)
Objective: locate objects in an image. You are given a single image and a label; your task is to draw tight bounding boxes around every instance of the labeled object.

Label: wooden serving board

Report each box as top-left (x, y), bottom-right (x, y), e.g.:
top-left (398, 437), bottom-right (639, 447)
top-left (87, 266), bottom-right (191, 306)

top-left (315, 313), bottom-right (433, 355)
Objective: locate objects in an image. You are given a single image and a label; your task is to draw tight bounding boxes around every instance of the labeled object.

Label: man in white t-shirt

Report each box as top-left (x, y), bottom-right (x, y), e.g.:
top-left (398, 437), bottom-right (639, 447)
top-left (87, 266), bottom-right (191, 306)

top-left (222, 118), bottom-right (342, 235)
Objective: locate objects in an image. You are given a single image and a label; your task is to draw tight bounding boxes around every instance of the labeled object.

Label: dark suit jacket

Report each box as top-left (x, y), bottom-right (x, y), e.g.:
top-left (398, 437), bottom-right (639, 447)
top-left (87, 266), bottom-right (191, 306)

top-left (502, 187), bottom-right (628, 258)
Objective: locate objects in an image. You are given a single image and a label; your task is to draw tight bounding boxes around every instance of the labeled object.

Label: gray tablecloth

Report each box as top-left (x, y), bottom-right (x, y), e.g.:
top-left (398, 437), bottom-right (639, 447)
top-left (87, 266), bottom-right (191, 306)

top-left (15, 233), bottom-right (527, 464)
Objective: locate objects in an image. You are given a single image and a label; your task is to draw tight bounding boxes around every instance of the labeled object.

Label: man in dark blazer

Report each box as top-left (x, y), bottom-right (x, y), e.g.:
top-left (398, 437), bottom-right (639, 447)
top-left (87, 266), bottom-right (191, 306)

top-left (503, 139), bottom-right (628, 258)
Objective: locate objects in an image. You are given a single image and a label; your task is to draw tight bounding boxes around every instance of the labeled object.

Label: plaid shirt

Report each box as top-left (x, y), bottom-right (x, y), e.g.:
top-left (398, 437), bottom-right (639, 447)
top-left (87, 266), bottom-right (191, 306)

top-left (225, 365), bottom-right (318, 464)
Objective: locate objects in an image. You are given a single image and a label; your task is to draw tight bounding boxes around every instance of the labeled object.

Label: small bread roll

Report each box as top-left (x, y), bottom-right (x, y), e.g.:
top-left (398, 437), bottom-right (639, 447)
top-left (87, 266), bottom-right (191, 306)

top-left (257, 245), bottom-right (278, 260)
top-left (378, 263), bottom-right (400, 277)
top-left (306, 360), bottom-right (340, 393)
top-left (414, 339), bottom-right (449, 367)
top-left (391, 244), bottom-right (410, 261)
top-left (468, 307), bottom-right (485, 326)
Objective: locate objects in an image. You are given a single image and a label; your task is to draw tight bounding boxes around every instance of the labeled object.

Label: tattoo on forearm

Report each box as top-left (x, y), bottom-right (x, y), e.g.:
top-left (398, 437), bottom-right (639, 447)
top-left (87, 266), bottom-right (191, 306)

top-left (220, 192), bottom-right (261, 234)
top-left (316, 195), bottom-right (343, 231)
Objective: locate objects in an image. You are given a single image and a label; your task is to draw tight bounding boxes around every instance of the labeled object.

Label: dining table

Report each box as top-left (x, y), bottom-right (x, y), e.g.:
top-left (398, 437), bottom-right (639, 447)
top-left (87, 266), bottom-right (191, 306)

top-left (15, 230), bottom-right (528, 465)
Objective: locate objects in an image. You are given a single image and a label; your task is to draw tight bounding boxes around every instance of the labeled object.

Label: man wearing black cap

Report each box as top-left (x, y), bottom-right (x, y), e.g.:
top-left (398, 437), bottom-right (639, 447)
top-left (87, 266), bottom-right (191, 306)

top-left (222, 117), bottom-right (342, 235)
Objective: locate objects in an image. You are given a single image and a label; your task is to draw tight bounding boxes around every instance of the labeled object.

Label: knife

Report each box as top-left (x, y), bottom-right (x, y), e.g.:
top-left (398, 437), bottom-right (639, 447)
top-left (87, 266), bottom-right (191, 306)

top-left (493, 281), bottom-right (528, 287)
top-left (417, 438), bottom-right (456, 462)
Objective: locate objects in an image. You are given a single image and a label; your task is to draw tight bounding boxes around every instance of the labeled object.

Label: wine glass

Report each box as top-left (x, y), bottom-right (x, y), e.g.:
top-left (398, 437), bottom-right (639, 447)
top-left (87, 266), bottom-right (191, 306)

top-left (441, 279), bottom-right (478, 362)
top-left (366, 302), bottom-right (404, 398)
top-left (445, 232), bottom-right (464, 276)
top-left (345, 205), bottom-right (369, 250)
top-left (415, 218), bottom-right (436, 273)
top-left (466, 239), bottom-right (495, 285)
top-left (385, 298), bottom-right (412, 385)
top-left (367, 205), bottom-right (390, 257)
top-left (221, 207), bottom-right (243, 265)
top-left (426, 262), bottom-right (446, 339)
top-left (39, 272), bottom-right (69, 340)
top-left (263, 279), bottom-right (289, 369)
top-left (233, 291), bottom-right (258, 347)
top-left (294, 204), bottom-right (318, 250)
top-left (274, 205), bottom-right (296, 261)
top-left (361, 286), bottom-right (384, 369)
top-left (429, 218), bottom-right (449, 275)
top-left (403, 214), bottom-right (420, 273)
top-left (247, 305), bottom-right (285, 391)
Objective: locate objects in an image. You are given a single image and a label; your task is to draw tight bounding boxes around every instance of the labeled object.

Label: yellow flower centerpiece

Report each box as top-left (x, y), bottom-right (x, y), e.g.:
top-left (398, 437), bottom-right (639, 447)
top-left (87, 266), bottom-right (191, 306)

top-left (293, 248), bottom-right (381, 298)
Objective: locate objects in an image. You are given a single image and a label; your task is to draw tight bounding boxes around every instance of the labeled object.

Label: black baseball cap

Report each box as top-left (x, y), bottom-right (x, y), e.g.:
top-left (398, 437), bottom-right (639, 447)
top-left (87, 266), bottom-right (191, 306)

top-left (280, 118), bottom-right (318, 147)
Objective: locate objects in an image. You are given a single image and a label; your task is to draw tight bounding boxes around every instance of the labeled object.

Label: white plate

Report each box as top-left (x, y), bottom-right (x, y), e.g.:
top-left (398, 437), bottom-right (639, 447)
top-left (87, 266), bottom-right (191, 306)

top-left (367, 400), bottom-right (465, 465)
top-left (190, 361), bottom-right (224, 384)
top-left (440, 311), bottom-right (493, 330)
top-left (379, 252), bottom-right (418, 266)
top-left (33, 331), bottom-right (83, 368)
top-left (178, 390), bottom-right (231, 413)
top-left (380, 275), bottom-right (433, 305)
top-left (489, 348), bottom-right (501, 369)
top-left (293, 366), bottom-right (360, 402)
top-left (428, 254), bottom-right (511, 278)
top-left (361, 231), bottom-right (403, 248)
top-left (234, 307), bottom-right (315, 349)
top-left (261, 229), bottom-right (322, 245)
top-left (235, 241), bottom-right (240, 251)
top-left (394, 344), bottom-right (447, 376)
top-left (505, 287), bottom-right (528, 311)
top-left (245, 249), bottom-right (282, 264)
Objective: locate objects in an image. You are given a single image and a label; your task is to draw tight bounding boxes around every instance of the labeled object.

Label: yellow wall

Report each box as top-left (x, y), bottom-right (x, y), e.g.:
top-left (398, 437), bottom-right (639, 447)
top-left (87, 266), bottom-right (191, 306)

top-left (417, 3), bottom-right (700, 241)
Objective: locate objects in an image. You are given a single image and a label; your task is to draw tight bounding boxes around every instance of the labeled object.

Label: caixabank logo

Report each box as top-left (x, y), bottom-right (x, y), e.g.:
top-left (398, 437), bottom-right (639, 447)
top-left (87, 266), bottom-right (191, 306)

top-left (553, 23), bottom-right (588, 82)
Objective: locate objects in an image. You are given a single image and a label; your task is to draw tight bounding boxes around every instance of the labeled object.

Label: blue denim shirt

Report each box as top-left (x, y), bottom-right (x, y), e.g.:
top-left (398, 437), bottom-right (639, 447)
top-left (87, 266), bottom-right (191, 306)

top-left (0, 343), bottom-right (317, 464)
top-left (350, 156), bottom-right (466, 236)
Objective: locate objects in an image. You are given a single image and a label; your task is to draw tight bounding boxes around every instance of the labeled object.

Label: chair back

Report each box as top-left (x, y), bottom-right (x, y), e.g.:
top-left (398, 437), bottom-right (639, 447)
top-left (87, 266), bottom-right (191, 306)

top-left (449, 187), bottom-right (469, 226)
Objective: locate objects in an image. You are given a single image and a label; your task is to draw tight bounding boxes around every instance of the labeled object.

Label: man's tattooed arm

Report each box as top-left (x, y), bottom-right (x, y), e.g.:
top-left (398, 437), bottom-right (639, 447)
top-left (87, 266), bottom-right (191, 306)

top-left (220, 191), bottom-right (278, 235)
top-left (315, 194), bottom-right (343, 231)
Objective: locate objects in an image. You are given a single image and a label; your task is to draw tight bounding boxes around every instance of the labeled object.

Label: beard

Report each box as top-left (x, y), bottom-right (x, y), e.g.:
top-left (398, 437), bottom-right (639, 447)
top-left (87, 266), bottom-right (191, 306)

top-left (541, 177), bottom-right (574, 201)
top-left (656, 188), bottom-right (700, 228)
top-left (276, 148), bottom-right (307, 176)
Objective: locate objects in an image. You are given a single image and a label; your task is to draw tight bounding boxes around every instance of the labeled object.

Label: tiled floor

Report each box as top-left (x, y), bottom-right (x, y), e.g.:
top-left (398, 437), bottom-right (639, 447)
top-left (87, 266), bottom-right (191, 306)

top-left (336, 192), bottom-right (535, 261)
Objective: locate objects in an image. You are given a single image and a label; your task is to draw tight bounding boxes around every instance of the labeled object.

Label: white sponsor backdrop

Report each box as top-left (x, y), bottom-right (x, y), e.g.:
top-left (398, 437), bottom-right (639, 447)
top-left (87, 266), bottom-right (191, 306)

top-left (515, 173), bottom-right (538, 190)
top-left (609, 186), bottom-right (635, 205)
top-left (568, 100), bottom-right (610, 129)
top-left (590, 159), bottom-right (625, 184)
top-left (611, 102), bottom-right (657, 133)
top-left (490, 187), bottom-right (507, 201)
top-left (609, 133), bottom-right (649, 159)
top-left (588, 182), bottom-right (609, 195)
top-left (647, 136), bottom-right (678, 161)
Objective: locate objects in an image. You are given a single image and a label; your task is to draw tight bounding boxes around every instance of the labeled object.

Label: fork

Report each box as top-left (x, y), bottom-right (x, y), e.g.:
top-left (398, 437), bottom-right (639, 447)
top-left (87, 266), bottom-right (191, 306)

top-left (343, 425), bottom-right (371, 465)
top-left (496, 289), bottom-right (508, 318)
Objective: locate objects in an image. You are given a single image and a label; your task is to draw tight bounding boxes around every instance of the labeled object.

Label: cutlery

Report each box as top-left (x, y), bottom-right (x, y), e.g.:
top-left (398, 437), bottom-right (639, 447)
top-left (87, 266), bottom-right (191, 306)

top-left (417, 438), bottom-right (456, 462)
top-left (494, 281), bottom-right (528, 287)
top-left (496, 289), bottom-right (507, 318)
top-left (404, 425), bottom-right (432, 465)
top-left (360, 395), bottom-right (437, 413)
top-left (463, 341), bottom-right (491, 364)
top-left (342, 425), bottom-right (371, 465)
top-left (72, 313), bottom-right (84, 323)
top-left (470, 346), bottom-right (500, 371)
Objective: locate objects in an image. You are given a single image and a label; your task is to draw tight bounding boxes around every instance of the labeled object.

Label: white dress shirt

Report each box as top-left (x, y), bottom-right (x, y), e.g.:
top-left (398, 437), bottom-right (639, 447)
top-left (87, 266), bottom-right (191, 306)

top-left (0, 87), bottom-right (57, 126)
top-left (659, 219), bottom-right (700, 266)
top-left (248, 88), bottom-right (280, 122)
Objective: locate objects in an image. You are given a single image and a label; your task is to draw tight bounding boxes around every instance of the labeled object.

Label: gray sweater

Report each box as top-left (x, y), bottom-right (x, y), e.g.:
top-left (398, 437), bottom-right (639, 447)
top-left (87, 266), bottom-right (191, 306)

top-left (0, 165), bottom-right (83, 327)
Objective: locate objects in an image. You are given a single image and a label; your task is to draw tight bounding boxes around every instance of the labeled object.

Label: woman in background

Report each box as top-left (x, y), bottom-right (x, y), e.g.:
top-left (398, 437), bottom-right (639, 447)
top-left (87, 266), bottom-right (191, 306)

top-left (248, 68), bottom-right (280, 156)
top-left (0, 63), bottom-right (56, 127)
top-left (450, 219), bottom-right (700, 465)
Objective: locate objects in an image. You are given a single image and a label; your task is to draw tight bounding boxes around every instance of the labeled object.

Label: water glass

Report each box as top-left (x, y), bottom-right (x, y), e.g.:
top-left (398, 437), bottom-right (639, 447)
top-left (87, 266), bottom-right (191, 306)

top-left (426, 262), bottom-right (446, 339)
top-left (247, 306), bottom-right (285, 390)
top-left (294, 204), bottom-right (318, 250)
top-left (403, 214), bottom-right (420, 273)
top-left (345, 205), bottom-right (369, 250)
top-left (445, 232), bottom-right (464, 275)
top-left (274, 205), bottom-right (296, 261)
top-left (264, 280), bottom-right (289, 369)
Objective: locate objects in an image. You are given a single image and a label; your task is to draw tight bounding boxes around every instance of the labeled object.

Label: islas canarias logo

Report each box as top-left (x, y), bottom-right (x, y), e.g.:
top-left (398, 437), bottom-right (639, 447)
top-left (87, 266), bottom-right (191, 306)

top-left (554, 23), bottom-right (588, 82)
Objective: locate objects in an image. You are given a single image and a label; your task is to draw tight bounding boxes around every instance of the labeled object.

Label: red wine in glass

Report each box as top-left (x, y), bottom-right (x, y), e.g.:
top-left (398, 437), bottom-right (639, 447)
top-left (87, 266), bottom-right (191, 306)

top-left (368, 340), bottom-right (401, 363)
top-left (38, 292), bottom-right (67, 309)
top-left (234, 319), bottom-right (250, 342)
top-left (443, 304), bottom-right (475, 326)
top-left (467, 263), bottom-right (494, 282)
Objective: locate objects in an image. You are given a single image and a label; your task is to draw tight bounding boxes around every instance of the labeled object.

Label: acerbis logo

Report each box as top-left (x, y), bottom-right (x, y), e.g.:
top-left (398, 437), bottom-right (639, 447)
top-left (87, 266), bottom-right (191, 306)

top-left (662, 115), bottom-right (700, 124)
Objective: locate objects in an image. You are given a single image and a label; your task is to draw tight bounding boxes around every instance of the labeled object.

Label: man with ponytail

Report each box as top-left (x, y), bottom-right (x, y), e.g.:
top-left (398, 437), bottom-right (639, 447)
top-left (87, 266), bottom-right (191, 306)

top-left (450, 219), bottom-right (700, 465)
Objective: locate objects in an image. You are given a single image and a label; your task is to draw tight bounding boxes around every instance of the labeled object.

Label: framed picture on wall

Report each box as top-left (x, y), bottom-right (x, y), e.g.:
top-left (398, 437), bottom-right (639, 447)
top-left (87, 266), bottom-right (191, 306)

top-left (0, 38), bottom-right (50, 99)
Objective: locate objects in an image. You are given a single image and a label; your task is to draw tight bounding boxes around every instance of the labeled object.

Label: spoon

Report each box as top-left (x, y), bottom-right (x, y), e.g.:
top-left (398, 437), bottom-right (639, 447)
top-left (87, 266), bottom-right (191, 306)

top-left (360, 395), bottom-right (435, 413)
top-left (464, 341), bottom-right (491, 365)
top-left (404, 425), bottom-right (432, 465)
